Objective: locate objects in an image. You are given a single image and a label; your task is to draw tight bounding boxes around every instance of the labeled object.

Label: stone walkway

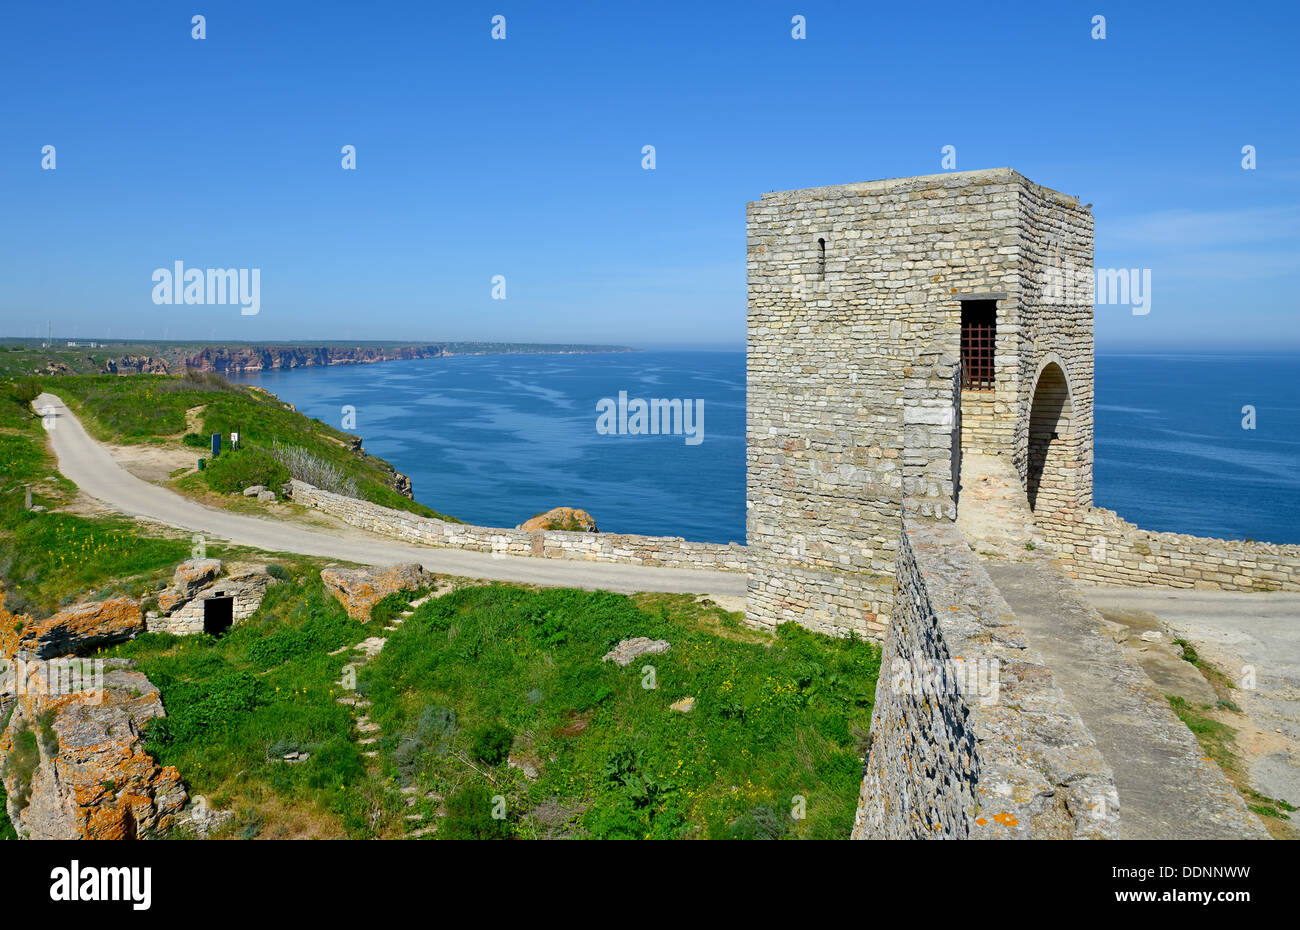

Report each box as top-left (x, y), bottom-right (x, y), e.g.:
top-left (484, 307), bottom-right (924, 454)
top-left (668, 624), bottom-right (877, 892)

top-left (332, 591), bottom-right (440, 839)
top-left (958, 454), bottom-right (1269, 839)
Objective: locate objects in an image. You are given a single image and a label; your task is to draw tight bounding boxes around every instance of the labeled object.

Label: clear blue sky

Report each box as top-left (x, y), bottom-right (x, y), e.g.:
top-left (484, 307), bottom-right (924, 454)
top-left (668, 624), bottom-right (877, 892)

top-left (1, 0), bottom-right (1296, 350)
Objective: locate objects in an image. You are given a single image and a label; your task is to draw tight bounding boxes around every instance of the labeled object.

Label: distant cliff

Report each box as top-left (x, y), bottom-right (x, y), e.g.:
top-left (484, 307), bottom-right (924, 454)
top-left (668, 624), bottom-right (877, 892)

top-left (183, 344), bottom-right (448, 373)
top-left (181, 342), bottom-right (634, 374)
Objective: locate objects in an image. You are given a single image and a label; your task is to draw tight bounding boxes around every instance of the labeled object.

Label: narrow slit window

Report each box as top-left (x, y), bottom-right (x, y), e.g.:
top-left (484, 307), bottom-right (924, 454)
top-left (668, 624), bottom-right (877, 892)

top-left (960, 300), bottom-right (996, 391)
top-left (816, 237), bottom-right (826, 277)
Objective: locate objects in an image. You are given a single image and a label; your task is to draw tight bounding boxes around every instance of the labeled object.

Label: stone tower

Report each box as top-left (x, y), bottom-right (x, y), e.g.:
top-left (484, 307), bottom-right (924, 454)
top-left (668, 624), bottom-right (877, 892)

top-left (746, 168), bottom-right (1094, 638)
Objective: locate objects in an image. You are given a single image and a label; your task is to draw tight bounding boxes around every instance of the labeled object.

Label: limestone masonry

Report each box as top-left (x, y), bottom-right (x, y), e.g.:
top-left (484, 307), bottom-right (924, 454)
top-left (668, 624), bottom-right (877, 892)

top-left (744, 168), bottom-right (1284, 840)
top-left (853, 521), bottom-right (1117, 838)
top-left (289, 481), bottom-right (746, 573)
top-left (746, 168), bottom-right (1095, 638)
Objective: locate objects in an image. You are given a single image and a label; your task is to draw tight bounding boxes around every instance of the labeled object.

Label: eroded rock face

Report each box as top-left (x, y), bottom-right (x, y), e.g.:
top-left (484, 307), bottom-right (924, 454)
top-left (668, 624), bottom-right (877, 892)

top-left (10, 598), bottom-right (144, 662)
top-left (158, 558), bottom-right (222, 613)
top-left (103, 355), bottom-right (169, 375)
top-left (321, 563), bottom-right (430, 621)
top-left (0, 660), bottom-right (186, 839)
top-left (519, 507), bottom-right (599, 533)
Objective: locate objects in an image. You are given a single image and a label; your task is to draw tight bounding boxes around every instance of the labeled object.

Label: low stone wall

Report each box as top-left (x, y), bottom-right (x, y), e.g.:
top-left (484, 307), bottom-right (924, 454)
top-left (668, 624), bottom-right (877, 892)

top-left (289, 481), bottom-right (747, 573)
top-left (853, 520), bottom-right (1117, 839)
top-left (1039, 507), bottom-right (1300, 593)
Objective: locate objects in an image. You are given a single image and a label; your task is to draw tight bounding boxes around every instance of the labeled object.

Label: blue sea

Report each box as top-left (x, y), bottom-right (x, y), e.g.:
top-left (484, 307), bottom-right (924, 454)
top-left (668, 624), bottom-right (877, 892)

top-left (237, 351), bottom-right (1300, 546)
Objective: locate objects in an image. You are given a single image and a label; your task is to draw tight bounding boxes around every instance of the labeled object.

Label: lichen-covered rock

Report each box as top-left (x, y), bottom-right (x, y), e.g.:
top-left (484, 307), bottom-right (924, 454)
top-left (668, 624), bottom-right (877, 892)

top-left (9, 598), bottom-right (143, 661)
top-left (321, 563), bottom-right (430, 621)
top-left (519, 507), bottom-right (599, 533)
top-left (0, 660), bottom-right (186, 839)
top-left (602, 637), bottom-right (670, 667)
top-left (158, 558), bottom-right (222, 613)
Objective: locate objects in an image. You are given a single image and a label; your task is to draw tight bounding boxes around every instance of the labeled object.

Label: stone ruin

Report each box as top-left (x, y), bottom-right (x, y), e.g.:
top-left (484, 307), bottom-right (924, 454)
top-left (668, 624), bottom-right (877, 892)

top-left (746, 168), bottom-right (1094, 639)
top-left (147, 558), bottom-right (278, 636)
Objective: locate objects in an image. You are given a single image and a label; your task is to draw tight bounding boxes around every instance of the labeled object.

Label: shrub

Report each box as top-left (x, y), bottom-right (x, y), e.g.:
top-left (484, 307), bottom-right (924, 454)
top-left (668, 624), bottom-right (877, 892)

top-left (201, 447), bottom-right (289, 495)
top-left (0, 724), bottom-right (41, 813)
top-left (266, 563), bottom-right (291, 582)
top-left (470, 721), bottom-right (513, 766)
top-left (440, 782), bottom-right (512, 840)
top-left (270, 442), bottom-right (359, 497)
top-left (4, 378), bottom-right (41, 408)
top-left (176, 369), bottom-right (235, 393)
top-left (181, 432), bottom-right (209, 448)
top-left (726, 805), bottom-right (787, 840)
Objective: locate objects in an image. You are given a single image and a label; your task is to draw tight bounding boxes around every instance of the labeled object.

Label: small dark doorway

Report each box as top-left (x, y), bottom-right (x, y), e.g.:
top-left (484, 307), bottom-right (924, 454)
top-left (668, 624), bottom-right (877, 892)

top-left (960, 300), bottom-right (997, 390)
top-left (203, 596), bottom-right (234, 636)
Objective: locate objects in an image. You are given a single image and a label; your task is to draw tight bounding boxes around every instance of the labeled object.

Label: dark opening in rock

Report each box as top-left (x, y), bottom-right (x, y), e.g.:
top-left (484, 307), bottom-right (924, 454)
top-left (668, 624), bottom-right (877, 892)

top-left (203, 597), bottom-right (234, 636)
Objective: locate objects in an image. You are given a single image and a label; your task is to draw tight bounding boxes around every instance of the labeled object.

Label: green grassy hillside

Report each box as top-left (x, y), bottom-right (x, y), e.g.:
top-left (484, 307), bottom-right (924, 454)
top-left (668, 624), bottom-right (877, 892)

top-left (42, 372), bottom-right (458, 521)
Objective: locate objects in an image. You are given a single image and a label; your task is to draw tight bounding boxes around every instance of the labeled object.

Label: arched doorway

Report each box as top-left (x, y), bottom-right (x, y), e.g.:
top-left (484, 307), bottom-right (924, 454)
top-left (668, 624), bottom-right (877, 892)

top-left (1026, 362), bottom-right (1078, 513)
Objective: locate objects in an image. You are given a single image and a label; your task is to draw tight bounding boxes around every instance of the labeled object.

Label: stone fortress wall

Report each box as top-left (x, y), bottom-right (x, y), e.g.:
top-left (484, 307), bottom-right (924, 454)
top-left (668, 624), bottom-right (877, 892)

top-left (853, 520), bottom-right (1117, 839)
top-left (747, 168), bottom-right (1289, 839)
top-left (745, 168), bottom-right (1096, 639)
top-left (1040, 507), bottom-right (1300, 591)
top-left (288, 481), bottom-right (746, 573)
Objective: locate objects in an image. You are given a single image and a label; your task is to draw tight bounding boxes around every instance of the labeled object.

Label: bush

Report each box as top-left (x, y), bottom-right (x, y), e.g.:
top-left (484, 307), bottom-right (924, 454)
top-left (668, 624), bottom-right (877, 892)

top-left (470, 721), bottom-right (513, 766)
top-left (266, 563), bottom-right (291, 582)
top-left (4, 378), bottom-right (41, 408)
top-left (440, 782), bottom-right (513, 840)
top-left (182, 432), bottom-right (209, 449)
top-left (726, 805), bottom-right (788, 840)
top-left (0, 724), bottom-right (41, 813)
top-left (201, 447), bottom-right (289, 495)
top-left (270, 442), bottom-right (359, 497)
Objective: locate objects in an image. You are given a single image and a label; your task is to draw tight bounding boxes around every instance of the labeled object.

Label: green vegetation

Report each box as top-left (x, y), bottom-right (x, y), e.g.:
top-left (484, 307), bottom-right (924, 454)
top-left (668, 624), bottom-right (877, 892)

top-left (113, 572), bottom-right (386, 838)
top-left (360, 585), bottom-right (879, 839)
top-left (0, 363), bottom-right (881, 841)
top-left (42, 372), bottom-right (457, 520)
top-left (0, 782), bottom-right (17, 840)
top-left (201, 447), bottom-right (290, 495)
top-left (0, 381), bottom-right (193, 617)
top-left (0, 723), bottom-right (41, 814)
top-left (1167, 695), bottom-right (1296, 835)
top-left (104, 580), bottom-right (880, 839)
top-left (369, 589), bottom-right (423, 627)
top-left (1, 511), bottom-right (191, 617)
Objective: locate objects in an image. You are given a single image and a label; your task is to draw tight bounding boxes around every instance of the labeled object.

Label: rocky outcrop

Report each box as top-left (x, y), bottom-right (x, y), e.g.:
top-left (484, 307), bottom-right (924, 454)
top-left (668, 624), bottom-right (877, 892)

top-left (602, 637), bottom-right (670, 667)
top-left (0, 659), bottom-right (187, 839)
top-left (392, 471), bottom-right (413, 499)
top-left (8, 598), bottom-right (144, 662)
top-left (104, 355), bottom-right (169, 375)
top-left (519, 507), bottom-right (599, 533)
top-left (321, 563), bottom-right (430, 621)
top-left (184, 344), bottom-right (449, 374)
top-left (158, 559), bottom-right (222, 613)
